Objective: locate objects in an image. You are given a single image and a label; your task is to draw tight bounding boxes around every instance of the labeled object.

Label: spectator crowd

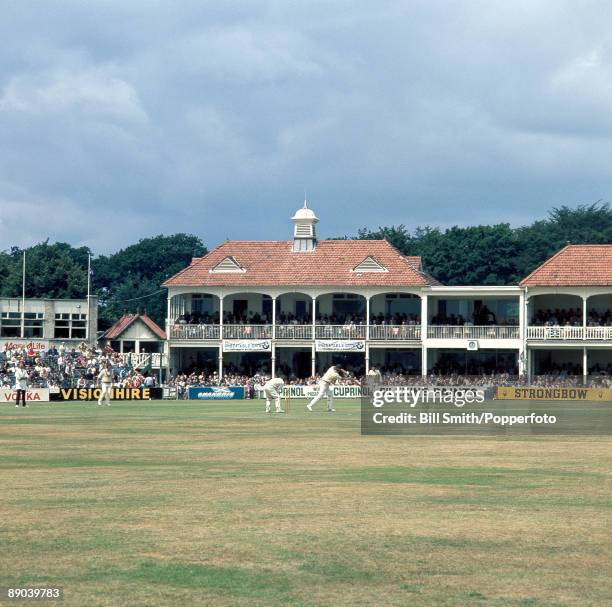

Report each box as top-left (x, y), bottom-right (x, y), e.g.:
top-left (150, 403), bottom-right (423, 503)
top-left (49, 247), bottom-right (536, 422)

top-left (166, 368), bottom-right (612, 395)
top-left (0, 342), bottom-right (157, 390)
top-left (531, 307), bottom-right (612, 327)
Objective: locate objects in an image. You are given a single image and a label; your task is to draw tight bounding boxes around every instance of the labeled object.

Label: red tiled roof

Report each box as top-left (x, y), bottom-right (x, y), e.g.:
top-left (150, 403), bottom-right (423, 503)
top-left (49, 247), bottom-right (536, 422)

top-left (404, 256), bottom-right (422, 270)
top-left (163, 240), bottom-right (440, 287)
top-left (104, 313), bottom-right (167, 340)
top-left (520, 244), bottom-right (612, 286)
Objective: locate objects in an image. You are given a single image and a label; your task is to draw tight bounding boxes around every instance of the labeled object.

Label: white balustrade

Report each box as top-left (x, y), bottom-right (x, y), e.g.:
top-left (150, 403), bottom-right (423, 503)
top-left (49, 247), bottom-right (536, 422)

top-left (222, 325), bottom-right (273, 339)
top-left (314, 325), bottom-right (368, 339)
top-left (275, 325), bottom-right (313, 340)
top-left (368, 325), bottom-right (421, 340)
top-left (427, 326), bottom-right (520, 339)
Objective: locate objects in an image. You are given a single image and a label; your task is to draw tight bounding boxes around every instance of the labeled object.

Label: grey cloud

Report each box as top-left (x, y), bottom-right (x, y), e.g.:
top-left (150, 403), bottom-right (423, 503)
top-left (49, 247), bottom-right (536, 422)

top-left (0, 1), bottom-right (611, 253)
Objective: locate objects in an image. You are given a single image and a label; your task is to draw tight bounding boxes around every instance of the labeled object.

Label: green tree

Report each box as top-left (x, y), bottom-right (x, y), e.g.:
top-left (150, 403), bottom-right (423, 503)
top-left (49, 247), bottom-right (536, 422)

top-left (93, 234), bottom-right (207, 328)
top-left (514, 203), bottom-right (612, 279)
top-left (0, 234), bottom-right (206, 331)
top-left (354, 203), bottom-right (612, 285)
top-left (0, 241), bottom-right (90, 298)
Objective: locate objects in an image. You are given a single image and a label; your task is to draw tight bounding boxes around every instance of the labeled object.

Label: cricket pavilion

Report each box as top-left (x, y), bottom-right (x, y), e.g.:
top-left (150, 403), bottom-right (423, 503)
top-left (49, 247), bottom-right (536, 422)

top-left (162, 203), bottom-right (612, 382)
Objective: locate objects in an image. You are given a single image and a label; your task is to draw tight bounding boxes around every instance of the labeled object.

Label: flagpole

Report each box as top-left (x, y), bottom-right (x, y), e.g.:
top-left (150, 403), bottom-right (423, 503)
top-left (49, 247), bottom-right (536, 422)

top-left (21, 251), bottom-right (26, 339)
top-left (86, 253), bottom-right (91, 341)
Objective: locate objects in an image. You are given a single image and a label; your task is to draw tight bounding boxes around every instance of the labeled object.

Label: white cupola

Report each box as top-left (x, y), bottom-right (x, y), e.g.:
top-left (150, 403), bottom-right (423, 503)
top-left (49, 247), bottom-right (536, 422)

top-left (292, 199), bottom-right (318, 252)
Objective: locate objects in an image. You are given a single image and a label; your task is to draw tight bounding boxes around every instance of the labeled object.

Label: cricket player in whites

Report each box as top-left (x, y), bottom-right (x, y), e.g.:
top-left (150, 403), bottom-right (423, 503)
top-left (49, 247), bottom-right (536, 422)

top-left (263, 376), bottom-right (285, 413)
top-left (97, 362), bottom-right (113, 406)
top-left (307, 365), bottom-right (348, 412)
top-left (366, 365), bottom-right (383, 385)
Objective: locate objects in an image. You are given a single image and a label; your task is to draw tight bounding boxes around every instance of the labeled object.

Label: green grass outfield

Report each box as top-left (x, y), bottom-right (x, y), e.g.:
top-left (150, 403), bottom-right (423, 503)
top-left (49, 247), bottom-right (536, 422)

top-left (0, 399), bottom-right (610, 607)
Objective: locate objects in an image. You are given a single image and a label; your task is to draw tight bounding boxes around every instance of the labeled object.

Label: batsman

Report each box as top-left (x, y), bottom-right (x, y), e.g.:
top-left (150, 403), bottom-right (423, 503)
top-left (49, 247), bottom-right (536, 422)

top-left (307, 365), bottom-right (349, 412)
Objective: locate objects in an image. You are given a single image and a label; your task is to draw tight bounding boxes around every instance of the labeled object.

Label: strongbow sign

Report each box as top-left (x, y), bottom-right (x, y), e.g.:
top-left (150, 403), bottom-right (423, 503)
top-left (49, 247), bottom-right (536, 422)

top-left (497, 387), bottom-right (612, 401)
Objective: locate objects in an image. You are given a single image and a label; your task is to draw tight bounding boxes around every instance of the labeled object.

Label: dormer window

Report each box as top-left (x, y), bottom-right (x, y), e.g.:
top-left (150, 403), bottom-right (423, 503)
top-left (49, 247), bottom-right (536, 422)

top-left (352, 256), bottom-right (388, 273)
top-left (210, 256), bottom-right (246, 273)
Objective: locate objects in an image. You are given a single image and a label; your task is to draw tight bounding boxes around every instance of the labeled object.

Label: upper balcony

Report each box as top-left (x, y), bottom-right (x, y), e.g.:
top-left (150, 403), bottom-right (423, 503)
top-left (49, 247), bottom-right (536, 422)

top-left (527, 293), bottom-right (612, 342)
top-left (168, 290), bottom-right (424, 342)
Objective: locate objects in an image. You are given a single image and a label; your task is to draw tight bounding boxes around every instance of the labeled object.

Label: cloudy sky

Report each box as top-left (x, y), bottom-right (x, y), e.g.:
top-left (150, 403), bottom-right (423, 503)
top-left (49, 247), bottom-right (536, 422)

top-left (1, 1), bottom-right (612, 253)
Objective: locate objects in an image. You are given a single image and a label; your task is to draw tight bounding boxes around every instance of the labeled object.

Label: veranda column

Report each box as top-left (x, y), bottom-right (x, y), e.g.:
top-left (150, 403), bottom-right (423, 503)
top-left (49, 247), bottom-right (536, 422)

top-left (518, 290), bottom-right (526, 377)
top-left (421, 294), bottom-right (428, 377)
top-left (271, 341), bottom-right (276, 378)
top-left (311, 343), bottom-right (316, 377)
top-left (164, 340), bottom-right (170, 384)
top-left (166, 296), bottom-right (171, 332)
top-left (527, 349), bottom-right (533, 384)
top-left (365, 342), bottom-right (370, 373)
top-left (583, 347), bottom-right (588, 385)
top-left (311, 296), bottom-right (317, 376)
top-left (365, 295), bottom-right (370, 340)
top-left (312, 295), bottom-right (316, 336)
top-left (219, 295), bottom-right (224, 378)
top-left (272, 296), bottom-right (276, 340)
top-left (582, 295), bottom-right (587, 333)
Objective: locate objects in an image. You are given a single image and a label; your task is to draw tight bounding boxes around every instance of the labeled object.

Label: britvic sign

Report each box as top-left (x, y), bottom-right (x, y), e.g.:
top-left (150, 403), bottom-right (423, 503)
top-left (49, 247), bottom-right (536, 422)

top-left (222, 340), bottom-right (271, 352)
top-left (315, 339), bottom-right (365, 352)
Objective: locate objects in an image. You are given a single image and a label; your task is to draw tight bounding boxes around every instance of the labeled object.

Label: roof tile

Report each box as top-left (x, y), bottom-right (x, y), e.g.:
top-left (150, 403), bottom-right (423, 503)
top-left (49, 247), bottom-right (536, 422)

top-left (104, 313), bottom-right (167, 340)
top-left (520, 244), bottom-right (612, 286)
top-left (163, 240), bottom-right (440, 288)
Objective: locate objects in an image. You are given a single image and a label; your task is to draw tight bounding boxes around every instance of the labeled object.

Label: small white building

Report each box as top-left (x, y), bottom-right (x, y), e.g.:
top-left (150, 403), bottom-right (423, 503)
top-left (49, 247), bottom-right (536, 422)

top-left (102, 312), bottom-right (166, 354)
top-left (101, 312), bottom-right (167, 372)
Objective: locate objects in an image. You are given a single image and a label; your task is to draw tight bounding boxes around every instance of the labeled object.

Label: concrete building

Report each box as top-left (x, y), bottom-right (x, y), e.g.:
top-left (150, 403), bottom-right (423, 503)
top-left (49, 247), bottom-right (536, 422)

top-left (0, 296), bottom-right (97, 350)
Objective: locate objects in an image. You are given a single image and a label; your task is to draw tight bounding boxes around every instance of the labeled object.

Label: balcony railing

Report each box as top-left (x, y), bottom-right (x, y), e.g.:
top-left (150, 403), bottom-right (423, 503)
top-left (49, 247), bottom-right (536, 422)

top-left (369, 325), bottom-right (421, 340)
top-left (427, 326), bottom-right (521, 339)
top-left (170, 324), bottom-right (276, 339)
top-left (527, 326), bottom-right (612, 341)
top-left (222, 325), bottom-right (272, 339)
top-left (170, 324), bottom-right (220, 340)
top-left (168, 323), bottom-right (532, 342)
top-left (315, 325), bottom-right (368, 339)
top-left (275, 325), bottom-right (313, 340)
top-left (585, 326), bottom-right (612, 340)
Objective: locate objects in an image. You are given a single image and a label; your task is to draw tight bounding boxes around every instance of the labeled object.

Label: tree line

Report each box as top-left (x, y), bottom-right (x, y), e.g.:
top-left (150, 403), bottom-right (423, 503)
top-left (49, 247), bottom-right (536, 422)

top-left (352, 203), bottom-right (612, 285)
top-left (0, 234), bottom-right (206, 330)
top-left (0, 203), bottom-right (609, 330)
